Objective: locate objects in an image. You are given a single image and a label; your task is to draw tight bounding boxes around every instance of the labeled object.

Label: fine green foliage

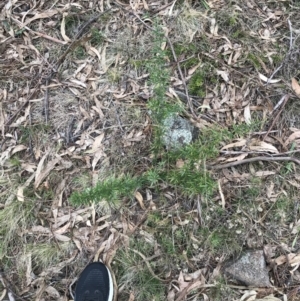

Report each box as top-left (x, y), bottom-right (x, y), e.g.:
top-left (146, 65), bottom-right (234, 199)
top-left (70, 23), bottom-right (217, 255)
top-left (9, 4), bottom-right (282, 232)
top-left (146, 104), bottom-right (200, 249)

top-left (9, 156), bottom-right (22, 167)
top-left (165, 168), bottom-right (215, 196)
top-left (146, 23), bottom-right (183, 127)
top-left (69, 23), bottom-right (262, 206)
top-left (146, 25), bottom-right (169, 100)
top-left (74, 46), bottom-right (86, 59)
top-left (70, 124), bottom-right (230, 205)
top-left (247, 53), bottom-right (263, 70)
top-left (145, 24), bottom-right (183, 153)
top-left (188, 64), bottom-right (217, 97)
top-left (64, 15), bottom-right (77, 36)
top-left (90, 28), bottom-right (105, 46)
top-left (70, 175), bottom-right (143, 205)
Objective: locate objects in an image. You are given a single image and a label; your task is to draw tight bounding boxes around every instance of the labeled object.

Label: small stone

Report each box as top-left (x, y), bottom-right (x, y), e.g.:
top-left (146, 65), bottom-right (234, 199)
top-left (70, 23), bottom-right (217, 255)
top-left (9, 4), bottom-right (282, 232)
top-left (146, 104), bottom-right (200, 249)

top-left (223, 250), bottom-right (271, 287)
top-left (162, 115), bottom-right (195, 149)
top-left (257, 206), bottom-right (263, 212)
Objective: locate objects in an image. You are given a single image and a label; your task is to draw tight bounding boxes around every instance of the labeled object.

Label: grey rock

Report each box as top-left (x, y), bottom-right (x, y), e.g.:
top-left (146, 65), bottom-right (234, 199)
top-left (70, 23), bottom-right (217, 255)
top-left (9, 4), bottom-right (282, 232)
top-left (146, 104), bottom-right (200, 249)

top-left (162, 115), bottom-right (195, 149)
top-left (223, 250), bottom-right (271, 287)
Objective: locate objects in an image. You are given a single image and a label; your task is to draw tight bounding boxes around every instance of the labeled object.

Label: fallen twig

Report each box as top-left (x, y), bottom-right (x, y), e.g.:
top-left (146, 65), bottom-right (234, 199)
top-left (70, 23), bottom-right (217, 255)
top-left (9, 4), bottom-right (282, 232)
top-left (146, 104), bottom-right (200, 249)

top-left (113, 103), bottom-right (124, 133)
top-left (263, 94), bottom-right (290, 141)
top-left (11, 17), bottom-right (67, 45)
top-left (130, 249), bottom-right (169, 283)
top-left (288, 19), bottom-right (293, 52)
top-left (266, 63), bottom-right (284, 86)
top-left (220, 149), bottom-right (300, 157)
top-left (152, 1), bottom-right (174, 14)
top-left (272, 94), bottom-right (288, 112)
top-left (68, 277), bottom-right (77, 300)
top-left (266, 19), bottom-right (293, 85)
top-left (175, 281), bottom-right (215, 301)
top-left (208, 155), bottom-right (300, 170)
top-left (165, 35), bottom-right (197, 118)
top-left (3, 86), bottom-right (38, 129)
top-left (196, 195), bottom-right (203, 226)
top-left (66, 116), bottom-right (76, 144)
top-left (0, 271), bottom-right (24, 301)
top-left (55, 9), bottom-right (111, 69)
top-left (75, 9), bottom-right (112, 40)
top-left (44, 79), bottom-right (49, 124)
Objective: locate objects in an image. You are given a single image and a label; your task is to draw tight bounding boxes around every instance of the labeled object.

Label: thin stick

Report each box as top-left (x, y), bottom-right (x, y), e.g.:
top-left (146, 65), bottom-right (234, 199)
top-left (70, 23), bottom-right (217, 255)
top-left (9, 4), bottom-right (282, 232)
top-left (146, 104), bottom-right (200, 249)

top-left (263, 94), bottom-right (289, 141)
top-left (196, 195), bottom-right (203, 226)
top-left (129, 209), bottom-right (149, 234)
top-left (152, 1), bottom-right (174, 13)
top-left (68, 277), bottom-right (77, 300)
top-left (75, 9), bottom-right (112, 40)
top-left (0, 272), bottom-right (25, 301)
top-left (113, 104), bottom-right (124, 132)
top-left (130, 249), bottom-right (168, 283)
top-left (55, 9), bottom-right (111, 69)
top-left (11, 17), bottom-right (66, 45)
top-left (44, 79), bottom-right (49, 124)
top-left (220, 149), bottom-right (300, 157)
top-left (165, 35), bottom-right (196, 118)
top-left (208, 156), bottom-right (300, 170)
top-left (266, 19), bottom-right (293, 85)
top-left (288, 19), bottom-right (293, 52)
top-left (175, 281), bottom-right (215, 301)
top-left (266, 63), bottom-right (284, 85)
top-left (272, 95), bottom-right (287, 112)
top-left (4, 86), bottom-right (38, 128)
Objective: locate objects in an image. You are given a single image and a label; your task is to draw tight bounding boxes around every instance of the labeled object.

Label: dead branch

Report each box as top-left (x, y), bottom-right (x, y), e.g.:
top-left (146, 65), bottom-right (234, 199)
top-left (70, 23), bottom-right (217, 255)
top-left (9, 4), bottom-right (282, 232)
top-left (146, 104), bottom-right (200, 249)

top-left (68, 277), bottom-right (77, 300)
top-left (196, 195), bottom-right (203, 226)
top-left (44, 79), bottom-right (50, 124)
top-left (272, 95), bottom-right (287, 112)
top-left (3, 86), bottom-right (38, 130)
top-left (165, 35), bottom-right (197, 118)
top-left (175, 281), bottom-right (215, 301)
top-left (288, 19), bottom-right (293, 53)
top-left (266, 19), bottom-right (293, 85)
top-left (263, 94), bottom-right (290, 141)
top-left (55, 9), bottom-right (111, 70)
top-left (130, 249), bottom-right (169, 283)
top-left (11, 17), bottom-right (67, 45)
top-left (0, 271), bottom-right (24, 301)
top-left (220, 149), bottom-right (300, 156)
top-left (208, 155), bottom-right (300, 170)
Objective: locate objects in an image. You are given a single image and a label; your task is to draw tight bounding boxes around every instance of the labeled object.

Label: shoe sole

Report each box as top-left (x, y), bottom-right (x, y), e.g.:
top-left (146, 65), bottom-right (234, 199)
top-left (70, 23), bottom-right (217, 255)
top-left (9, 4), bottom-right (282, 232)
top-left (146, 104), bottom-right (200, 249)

top-left (75, 262), bottom-right (114, 301)
top-left (106, 263), bottom-right (114, 301)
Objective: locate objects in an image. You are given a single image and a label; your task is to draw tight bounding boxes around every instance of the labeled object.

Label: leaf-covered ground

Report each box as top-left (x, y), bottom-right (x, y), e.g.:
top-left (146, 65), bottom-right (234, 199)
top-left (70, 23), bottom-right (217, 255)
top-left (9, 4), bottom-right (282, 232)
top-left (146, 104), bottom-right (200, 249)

top-left (1, 1), bottom-right (300, 300)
